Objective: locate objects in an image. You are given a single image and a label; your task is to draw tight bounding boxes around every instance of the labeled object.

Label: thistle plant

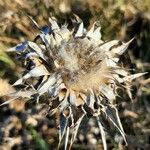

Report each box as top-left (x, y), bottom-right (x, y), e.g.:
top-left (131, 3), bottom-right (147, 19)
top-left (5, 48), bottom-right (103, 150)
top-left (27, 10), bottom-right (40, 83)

top-left (2, 15), bottom-right (146, 150)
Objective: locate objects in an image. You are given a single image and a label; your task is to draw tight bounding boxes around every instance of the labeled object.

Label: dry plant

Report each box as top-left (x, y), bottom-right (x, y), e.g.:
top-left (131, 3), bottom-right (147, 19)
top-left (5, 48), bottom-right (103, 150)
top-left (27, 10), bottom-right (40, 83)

top-left (1, 15), bottom-right (146, 150)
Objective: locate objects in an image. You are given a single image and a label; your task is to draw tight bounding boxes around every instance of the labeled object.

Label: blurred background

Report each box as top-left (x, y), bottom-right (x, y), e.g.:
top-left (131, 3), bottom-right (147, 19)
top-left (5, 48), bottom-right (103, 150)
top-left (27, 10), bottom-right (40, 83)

top-left (0, 0), bottom-right (149, 149)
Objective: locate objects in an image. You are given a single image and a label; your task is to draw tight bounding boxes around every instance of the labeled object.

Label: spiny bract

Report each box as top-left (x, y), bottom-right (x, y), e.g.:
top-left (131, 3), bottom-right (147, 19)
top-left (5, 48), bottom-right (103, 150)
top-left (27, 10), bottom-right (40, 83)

top-left (4, 16), bottom-right (145, 150)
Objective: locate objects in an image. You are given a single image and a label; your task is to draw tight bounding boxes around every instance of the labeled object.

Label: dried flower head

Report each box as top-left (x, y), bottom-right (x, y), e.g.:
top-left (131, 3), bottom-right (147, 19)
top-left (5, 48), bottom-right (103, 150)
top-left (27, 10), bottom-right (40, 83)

top-left (3, 15), bottom-right (146, 150)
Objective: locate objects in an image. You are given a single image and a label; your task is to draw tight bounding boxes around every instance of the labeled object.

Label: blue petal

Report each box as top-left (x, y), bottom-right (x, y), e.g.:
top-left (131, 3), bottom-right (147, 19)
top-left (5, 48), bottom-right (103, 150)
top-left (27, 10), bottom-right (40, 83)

top-left (16, 41), bottom-right (28, 51)
top-left (41, 25), bottom-right (50, 34)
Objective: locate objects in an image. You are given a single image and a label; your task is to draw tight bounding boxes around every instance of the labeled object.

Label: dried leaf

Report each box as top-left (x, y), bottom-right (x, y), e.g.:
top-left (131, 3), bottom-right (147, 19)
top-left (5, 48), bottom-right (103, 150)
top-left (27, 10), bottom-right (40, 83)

top-left (49, 17), bottom-right (59, 30)
top-left (86, 22), bottom-right (95, 37)
top-left (98, 40), bottom-right (119, 52)
top-left (40, 33), bottom-right (51, 47)
top-left (69, 113), bottom-right (85, 149)
top-left (59, 91), bottom-right (69, 112)
top-left (92, 27), bottom-right (101, 40)
top-left (122, 72), bottom-right (147, 82)
top-left (28, 15), bottom-right (40, 29)
top-left (69, 90), bottom-right (76, 106)
top-left (37, 75), bottom-right (57, 95)
top-left (13, 65), bottom-right (50, 85)
top-left (104, 105), bottom-right (127, 144)
top-left (58, 113), bottom-right (69, 149)
top-left (75, 22), bottom-right (84, 37)
top-left (65, 126), bottom-right (70, 150)
top-left (97, 116), bottom-right (107, 150)
top-left (0, 97), bottom-right (17, 106)
top-left (28, 41), bottom-right (47, 61)
top-left (111, 38), bottom-right (134, 55)
top-left (7, 41), bottom-right (28, 52)
top-left (25, 52), bottom-right (38, 58)
top-left (0, 90), bottom-right (34, 106)
top-left (99, 85), bottom-right (116, 103)
top-left (86, 90), bottom-right (95, 110)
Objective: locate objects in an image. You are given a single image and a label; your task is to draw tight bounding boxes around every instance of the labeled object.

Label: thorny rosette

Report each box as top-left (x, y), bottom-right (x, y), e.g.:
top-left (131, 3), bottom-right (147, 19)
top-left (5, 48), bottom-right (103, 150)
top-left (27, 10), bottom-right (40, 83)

top-left (2, 16), bottom-right (146, 150)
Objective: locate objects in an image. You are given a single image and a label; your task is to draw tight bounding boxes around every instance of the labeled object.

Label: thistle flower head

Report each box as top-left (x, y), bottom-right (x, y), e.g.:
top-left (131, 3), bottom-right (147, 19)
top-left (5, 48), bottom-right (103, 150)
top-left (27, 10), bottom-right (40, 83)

top-left (4, 16), bottom-right (146, 149)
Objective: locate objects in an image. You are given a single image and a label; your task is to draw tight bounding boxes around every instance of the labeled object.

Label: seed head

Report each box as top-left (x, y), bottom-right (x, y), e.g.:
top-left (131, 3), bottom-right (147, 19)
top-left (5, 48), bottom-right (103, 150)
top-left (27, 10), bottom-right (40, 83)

top-left (4, 16), bottom-right (146, 150)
